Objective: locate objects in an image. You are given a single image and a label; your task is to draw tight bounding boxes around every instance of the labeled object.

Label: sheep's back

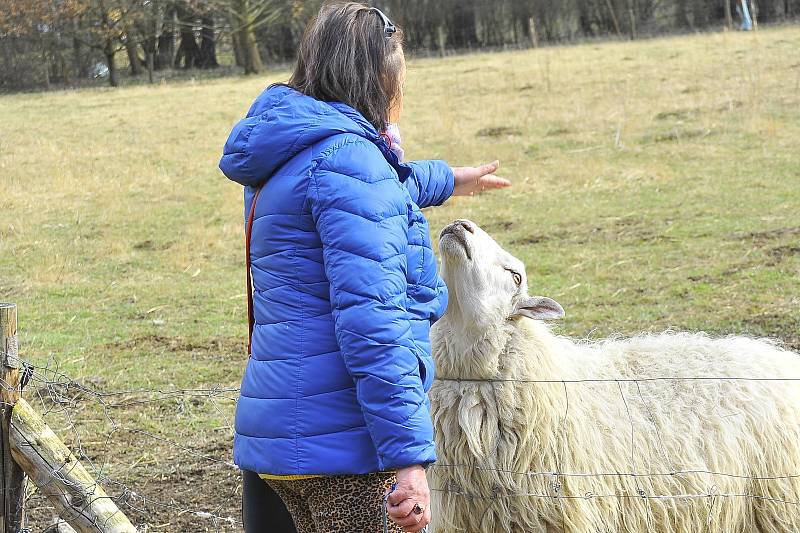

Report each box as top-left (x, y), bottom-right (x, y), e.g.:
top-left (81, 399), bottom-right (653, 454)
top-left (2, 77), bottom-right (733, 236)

top-left (430, 328), bottom-right (800, 532)
top-left (545, 331), bottom-right (800, 531)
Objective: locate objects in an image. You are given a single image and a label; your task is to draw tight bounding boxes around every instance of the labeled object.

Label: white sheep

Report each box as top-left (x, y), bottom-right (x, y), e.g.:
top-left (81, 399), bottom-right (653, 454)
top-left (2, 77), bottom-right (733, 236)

top-left (429, 219), bottom-right (800, 533)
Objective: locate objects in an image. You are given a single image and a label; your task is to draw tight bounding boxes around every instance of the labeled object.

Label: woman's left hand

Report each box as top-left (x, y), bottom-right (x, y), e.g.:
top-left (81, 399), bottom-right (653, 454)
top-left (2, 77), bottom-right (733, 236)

top-left (387, 465), bottom-right (431, 532)
top-left (452, 160), bottom-right (511, 196)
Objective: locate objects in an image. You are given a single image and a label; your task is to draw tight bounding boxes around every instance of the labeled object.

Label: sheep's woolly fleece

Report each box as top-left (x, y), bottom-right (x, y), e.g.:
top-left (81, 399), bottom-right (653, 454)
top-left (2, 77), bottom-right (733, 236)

top-left (429, 219), bottom-right (800, 533)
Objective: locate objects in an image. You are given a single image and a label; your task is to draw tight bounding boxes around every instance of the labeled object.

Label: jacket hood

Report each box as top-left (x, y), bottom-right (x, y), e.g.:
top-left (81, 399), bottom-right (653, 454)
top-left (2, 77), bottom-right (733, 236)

top-left (219, 85), bottom-right (409, 187)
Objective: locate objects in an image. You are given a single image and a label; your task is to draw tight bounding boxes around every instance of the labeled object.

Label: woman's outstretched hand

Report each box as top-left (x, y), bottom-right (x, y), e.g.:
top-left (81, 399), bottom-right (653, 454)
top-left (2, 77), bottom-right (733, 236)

top-left (452, 160), bottom-right (511, 196)
top-left (387, 465), bottom-right (432, 532)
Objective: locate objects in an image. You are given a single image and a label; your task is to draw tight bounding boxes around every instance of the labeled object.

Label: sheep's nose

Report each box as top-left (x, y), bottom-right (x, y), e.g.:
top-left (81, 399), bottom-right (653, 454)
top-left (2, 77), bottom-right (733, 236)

top-left (455, 220), bottom-right (475, 233)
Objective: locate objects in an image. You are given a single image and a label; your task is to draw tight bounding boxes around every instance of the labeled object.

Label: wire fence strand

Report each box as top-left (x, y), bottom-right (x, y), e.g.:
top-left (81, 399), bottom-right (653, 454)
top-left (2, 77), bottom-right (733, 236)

top-left (5, 353), bottom-right (800, 530)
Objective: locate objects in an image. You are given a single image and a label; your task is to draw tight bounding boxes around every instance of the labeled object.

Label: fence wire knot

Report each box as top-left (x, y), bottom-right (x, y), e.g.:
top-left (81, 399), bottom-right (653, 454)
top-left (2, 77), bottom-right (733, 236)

top-left (20, 362), bottom-right (33, 390)
top-left (550, 473), bottom-right (562, 494)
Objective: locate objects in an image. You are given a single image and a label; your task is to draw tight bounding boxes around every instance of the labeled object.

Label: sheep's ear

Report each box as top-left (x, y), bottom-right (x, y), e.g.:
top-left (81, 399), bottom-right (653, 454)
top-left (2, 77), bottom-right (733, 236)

top-left (512, 296), bottom-right (565, 320)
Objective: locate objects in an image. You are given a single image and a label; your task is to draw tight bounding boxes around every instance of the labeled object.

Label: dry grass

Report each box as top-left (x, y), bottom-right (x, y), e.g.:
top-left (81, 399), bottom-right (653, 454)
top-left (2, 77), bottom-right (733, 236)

top-left (1, 26), bottom-right (799, 530)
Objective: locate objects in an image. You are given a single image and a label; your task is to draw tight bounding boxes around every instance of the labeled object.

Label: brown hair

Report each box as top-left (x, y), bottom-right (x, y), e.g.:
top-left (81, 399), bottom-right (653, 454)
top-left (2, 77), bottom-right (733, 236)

top-left (288, 2), bottom-right (404, 132)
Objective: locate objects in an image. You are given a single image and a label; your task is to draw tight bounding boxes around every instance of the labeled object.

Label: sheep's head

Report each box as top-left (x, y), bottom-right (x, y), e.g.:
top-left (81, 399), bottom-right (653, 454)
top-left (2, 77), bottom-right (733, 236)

top-left (438, 219), bottom-right (564, 331)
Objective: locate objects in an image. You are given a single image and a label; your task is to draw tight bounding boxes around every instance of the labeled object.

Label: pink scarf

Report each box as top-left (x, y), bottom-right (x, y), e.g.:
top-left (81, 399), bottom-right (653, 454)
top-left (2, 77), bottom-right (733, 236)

top-left (384, 123), bottom-right (405, 162)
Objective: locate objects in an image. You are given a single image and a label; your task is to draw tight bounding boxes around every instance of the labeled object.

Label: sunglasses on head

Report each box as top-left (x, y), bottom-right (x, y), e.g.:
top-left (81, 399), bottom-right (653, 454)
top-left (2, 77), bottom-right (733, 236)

top-left (370, 7), bottom-right (396, 39)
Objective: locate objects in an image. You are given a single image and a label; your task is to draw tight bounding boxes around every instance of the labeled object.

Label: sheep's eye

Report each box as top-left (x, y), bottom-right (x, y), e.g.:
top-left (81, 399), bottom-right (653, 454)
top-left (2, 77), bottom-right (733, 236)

top-left (511, 272), bottom-right (522, 286)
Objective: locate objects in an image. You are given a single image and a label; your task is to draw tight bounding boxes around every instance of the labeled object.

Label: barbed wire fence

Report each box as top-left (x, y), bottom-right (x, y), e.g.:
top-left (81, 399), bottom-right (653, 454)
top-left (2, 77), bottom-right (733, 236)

top-left (3, 319), bottom-right (800, 530)
top-left (1, 349), bottom-right (243, 532)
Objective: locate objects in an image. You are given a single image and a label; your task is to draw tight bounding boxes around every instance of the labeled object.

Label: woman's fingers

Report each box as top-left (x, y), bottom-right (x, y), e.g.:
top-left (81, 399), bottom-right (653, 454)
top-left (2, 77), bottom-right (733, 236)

top-left (468, 175), bottom-right (511, 196)
top-left (480, 174), bottom-right (511, 187)
top-left (394, 509), bottom-right (423, 527)
top-left (483, 175), bottom-right (512, 189)
top-left (387, 497), bottom-right (416, 519)
top-left (402, 507), bottom-right (431, 532)
top-left (478, 160), bottom-right (500, 177)
top-left (452, 161), bottom-right (511, 196)
top-left (388, 497), bottom-right (425, 529)
top-left (388, 497), bottom-right (431, 532)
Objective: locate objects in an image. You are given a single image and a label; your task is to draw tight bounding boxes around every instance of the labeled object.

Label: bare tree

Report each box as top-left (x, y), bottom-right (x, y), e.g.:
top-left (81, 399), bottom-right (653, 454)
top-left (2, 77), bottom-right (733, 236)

top-left (5, 0), bottom-right (800, 90)
top-left (62, 0), bottom-right (148, 86)
top-left (211, 0), bottom-right (282, 74)
top-left (724, 0), bottom-right (734, 29)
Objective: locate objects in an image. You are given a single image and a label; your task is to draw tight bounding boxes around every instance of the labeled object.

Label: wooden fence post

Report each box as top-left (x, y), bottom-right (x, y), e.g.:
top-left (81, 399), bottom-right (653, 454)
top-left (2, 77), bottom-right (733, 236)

top-left (10, 399), bottom-right (138, 533)
top-left (1, 303), bottom-right (27, 533)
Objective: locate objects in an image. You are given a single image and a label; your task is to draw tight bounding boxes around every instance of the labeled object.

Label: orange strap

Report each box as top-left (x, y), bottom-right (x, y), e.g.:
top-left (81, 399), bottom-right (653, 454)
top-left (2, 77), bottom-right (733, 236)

top-left (245, 187), bottom-right (262, 356)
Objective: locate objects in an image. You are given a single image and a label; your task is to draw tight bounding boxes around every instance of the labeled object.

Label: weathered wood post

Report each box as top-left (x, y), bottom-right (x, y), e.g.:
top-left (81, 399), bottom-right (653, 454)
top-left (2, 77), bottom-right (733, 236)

top-left (1, 303), bottom-right (27, 532)
top-left (10, 399), bottom-right (138, 533)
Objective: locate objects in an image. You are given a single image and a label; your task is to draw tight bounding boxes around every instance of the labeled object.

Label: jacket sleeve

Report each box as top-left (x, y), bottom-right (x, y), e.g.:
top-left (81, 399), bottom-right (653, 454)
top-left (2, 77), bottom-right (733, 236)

top-left (403, 160), bottom-right (455, 208)
top-left (309, 151), bottom-right (437, 471)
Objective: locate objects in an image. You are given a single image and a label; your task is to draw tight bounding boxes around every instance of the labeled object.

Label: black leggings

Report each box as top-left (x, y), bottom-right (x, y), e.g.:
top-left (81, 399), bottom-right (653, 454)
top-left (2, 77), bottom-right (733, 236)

top-left (242, 470), bottom-right (298, 533)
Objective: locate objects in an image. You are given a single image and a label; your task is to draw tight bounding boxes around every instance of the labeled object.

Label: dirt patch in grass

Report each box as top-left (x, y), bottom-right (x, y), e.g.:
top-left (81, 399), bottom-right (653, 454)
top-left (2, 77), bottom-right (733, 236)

top-left (119, 434), bottom-right (240, 531)
top-left (511, 233), bottom-right (557, 245)
top-left (714, 100), bottom-right (744, 113)
top-left (768, 244), bottom-right (800, 262)
top-left (132, 239), bottom-right (174, 251)
top-left (731, 226), bottom-right (800, 245)
top-left (580, 218), bottom-right (676, 244)
top-left (483, 220), bottom-right (517, 232)
top-left (727, 226), bottom-right (800, 266)
top-left (544, 126), bottom-right (573, 136)
top-left (647, 127), bottom-right (716, 143)
top-left (746, 314), bottom-right (800, 352)
top-left (25, 432), bottom-right (242, 532)
top-left (674, 318), bottom-right (800, 354)
top-left (476, 126), bottom-right (522, 137)
top-left (657, 100), bottom-right (742, 117)
top-left (511, 218), bottom-right (677, 247)
top-left (106, 334), bottom-right (246, 357)
top-left (653, 108), bottom-right (698, 121)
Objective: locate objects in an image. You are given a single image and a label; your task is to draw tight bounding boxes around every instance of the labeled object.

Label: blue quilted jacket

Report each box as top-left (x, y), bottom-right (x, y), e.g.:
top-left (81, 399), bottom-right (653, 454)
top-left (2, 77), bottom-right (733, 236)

top-left (219, 85), bottom-right (454, 475)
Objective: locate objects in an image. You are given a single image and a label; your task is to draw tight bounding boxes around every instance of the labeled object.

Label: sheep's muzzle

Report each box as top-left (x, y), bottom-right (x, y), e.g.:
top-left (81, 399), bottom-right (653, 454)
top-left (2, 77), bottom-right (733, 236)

top-left (440, 220), bottom-right (474, 260)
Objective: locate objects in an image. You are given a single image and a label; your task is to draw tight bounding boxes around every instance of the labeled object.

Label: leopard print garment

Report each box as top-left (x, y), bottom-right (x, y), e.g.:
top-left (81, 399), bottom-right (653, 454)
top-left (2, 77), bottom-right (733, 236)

top-left (266, 472), bottom-right (405, 533)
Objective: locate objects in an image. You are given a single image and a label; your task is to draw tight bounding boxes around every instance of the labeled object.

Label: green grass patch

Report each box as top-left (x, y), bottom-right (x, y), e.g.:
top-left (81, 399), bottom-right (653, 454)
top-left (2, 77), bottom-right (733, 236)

top-left (1, 26), bottom-right (799, 530)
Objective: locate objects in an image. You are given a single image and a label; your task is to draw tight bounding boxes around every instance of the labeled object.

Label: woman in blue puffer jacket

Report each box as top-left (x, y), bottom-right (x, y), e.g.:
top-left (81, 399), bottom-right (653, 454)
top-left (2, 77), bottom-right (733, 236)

top-left (219, 3), bottom-right (509, 532)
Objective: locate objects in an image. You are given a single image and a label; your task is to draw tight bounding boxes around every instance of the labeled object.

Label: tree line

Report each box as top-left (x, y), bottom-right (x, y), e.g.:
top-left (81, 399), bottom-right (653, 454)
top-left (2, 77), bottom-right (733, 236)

top-left (1, 0), bottom-right (797, 91)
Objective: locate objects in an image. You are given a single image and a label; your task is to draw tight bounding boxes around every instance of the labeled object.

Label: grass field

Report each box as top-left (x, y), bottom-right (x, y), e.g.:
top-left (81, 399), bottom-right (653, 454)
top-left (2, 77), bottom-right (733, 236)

top-left (1, 26), bottom-right (799, 529)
